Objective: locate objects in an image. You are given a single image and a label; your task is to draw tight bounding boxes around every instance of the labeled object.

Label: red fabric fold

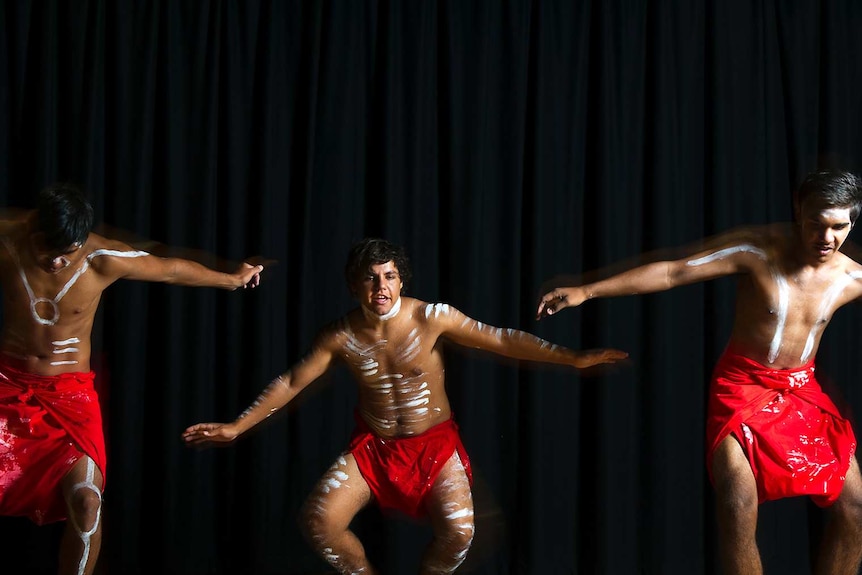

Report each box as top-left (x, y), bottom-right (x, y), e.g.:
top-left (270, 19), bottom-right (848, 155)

top-left (706, 347), bottom-right (856, 506)
top-left (348, 414), bottom-right (472, 518)
top-left (0, 356), bottom-right (105, 524)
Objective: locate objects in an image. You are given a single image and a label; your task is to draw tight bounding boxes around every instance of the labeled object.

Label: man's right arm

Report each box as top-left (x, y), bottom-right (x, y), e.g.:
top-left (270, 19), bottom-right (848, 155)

top-left (536, 238), bottom-right (767, 319)
top-left (182, 334), bottom-right (337, 446)
top-left (91, 235), bottom-right (263, 290)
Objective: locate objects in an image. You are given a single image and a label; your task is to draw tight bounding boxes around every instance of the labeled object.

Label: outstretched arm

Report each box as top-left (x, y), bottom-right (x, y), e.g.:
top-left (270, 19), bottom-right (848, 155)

top-left (119, 255), bottom-right (263, 289)
top-left (90, 234), bottom-right (264, 290)
top-left (182, 337), bottom-right (336, 446)
top-left (536, 237), bottom-right (768, 319)
top-left (427, 303), bottom-right (628, 369)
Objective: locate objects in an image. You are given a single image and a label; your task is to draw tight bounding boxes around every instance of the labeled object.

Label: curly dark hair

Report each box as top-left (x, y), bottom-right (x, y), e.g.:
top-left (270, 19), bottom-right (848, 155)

top-left (344, 238), bottom-right (412, 295)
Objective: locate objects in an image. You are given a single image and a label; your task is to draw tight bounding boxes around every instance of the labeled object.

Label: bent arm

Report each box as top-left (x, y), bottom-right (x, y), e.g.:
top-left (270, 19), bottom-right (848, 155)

top-left (182, 341), bottom-right (335, 445)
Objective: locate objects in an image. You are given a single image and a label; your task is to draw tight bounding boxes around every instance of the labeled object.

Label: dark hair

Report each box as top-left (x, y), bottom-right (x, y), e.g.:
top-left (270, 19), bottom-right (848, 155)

top-left (344, 238), bottom-right (412, 294)
top-left (36, 182), bottom-right (94, 251)
top-left (795, 170), bottom-right (862, 225)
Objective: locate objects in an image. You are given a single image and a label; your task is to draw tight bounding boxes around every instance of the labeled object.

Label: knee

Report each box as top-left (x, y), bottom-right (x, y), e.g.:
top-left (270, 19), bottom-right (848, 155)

top-left (715, 479), bottom-right (758, 519)
top-left (833, 491), bottom-right (862, 528)
top-left (67, 486), bottom-right (102, 533)
top-left (439, 516), bottom-right (475, 555)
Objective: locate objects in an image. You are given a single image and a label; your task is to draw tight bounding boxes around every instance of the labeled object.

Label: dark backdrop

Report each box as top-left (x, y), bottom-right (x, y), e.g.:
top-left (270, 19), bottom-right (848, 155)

top-left (1, 1), bottom-right (862, 574)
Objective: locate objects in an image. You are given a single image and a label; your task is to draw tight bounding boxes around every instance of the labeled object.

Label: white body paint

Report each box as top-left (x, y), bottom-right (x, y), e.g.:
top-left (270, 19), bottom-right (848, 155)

top-left (800, 271), bottom-right (862, 362)
top-left (341, 311), bottom-right (437, 434)
top-left (768, 274), bottom-right (790, 364)
top-left (686, 244), bottom-right (767, 267)
top-left (238, 375), bottom-right (287, 420)
top-left (688, 243), bottom-right (862, 365)
top-left (51, 338), bottom-right (81, 366)
top-left (362, 295), bottom-right (402, 322)
top-left (71, 457), bottom-right (102, 575)
top-left (687, 244), bottom-right (792, 364)
top-left (1, 238), bottom-right (148, 326)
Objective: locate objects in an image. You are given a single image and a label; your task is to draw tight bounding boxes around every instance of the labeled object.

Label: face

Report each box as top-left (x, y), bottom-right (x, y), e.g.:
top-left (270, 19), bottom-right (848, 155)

top-left (29, 233), bottom-right (85, 274)
top-left (354, 260), bottom-right (403, 316)
top-left (797, 201), bottom-right (853, 263)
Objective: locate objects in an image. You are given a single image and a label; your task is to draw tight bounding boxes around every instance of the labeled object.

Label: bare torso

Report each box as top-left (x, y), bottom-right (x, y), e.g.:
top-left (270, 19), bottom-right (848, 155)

top-left (709, 229), bottom-right (862, 368)
top-left (0, 217), bottom-right (147, 375)
top-left (330, 298), bottom-right (453, 438)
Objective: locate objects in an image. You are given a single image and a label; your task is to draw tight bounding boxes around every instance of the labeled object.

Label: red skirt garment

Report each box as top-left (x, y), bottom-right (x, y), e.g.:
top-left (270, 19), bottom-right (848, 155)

top-left (706, 347), bottom-right (856, 506)
top-left (0, 357), bottom-right (105, 524)
top-left (348, 414), bottom-right (473, 518)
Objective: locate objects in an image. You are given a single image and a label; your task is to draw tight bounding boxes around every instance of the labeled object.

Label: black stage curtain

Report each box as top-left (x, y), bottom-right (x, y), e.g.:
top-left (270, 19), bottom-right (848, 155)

top-left (1, 1), bottom-right (861, 574)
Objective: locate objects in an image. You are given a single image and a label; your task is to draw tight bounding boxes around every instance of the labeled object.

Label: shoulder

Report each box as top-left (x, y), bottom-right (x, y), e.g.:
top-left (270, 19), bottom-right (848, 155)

top-left (714, 224), bottom-right (781, 252)
top-left (85, 234), bottom-right (152, 269)
top-left (0, 212), bottom-right (32, 240)
top-left (408, 299), bottom-right (469, 330)
top-left (834, 252), bottom-right (862, 278)
top-left (687, 224), bottom-right (784, 267)
top-left (313, 313), bottom-right (356, 349)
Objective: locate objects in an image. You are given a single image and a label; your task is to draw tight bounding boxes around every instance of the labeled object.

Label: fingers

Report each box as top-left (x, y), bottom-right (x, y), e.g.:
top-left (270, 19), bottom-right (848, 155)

top-left (536, 291), bottom-right (567, 320)
top-left (242, 264), bottom-right (264, 289)
top-left (182, 423), bottom-right (216, 442)
top-left (608, 349), bottom-right (629, 361)
top-left (594, 349), bottom-right (628, 364)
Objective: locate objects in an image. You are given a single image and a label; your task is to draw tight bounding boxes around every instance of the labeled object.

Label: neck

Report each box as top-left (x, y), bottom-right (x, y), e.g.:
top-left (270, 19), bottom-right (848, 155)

top-left (362, 296), bottom-right (402, 323)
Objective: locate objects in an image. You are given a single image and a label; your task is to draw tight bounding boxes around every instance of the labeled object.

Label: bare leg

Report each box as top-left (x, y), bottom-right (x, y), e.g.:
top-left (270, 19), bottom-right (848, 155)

top-left (58, 456), bottom-right (104, 575)
top-left (712, 435), bottom-right (761, 575)
top-left (300, 454), bottom-right (379, 574)
top-left (815, 456), bottom-right (862, 575)
top-left (419, 452), bottom-right (475, 575)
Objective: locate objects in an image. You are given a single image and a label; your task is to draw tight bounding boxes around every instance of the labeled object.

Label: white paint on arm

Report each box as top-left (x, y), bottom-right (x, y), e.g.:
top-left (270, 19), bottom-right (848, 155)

top-left (237, 375), bottom-right (289, 420)
top-left (686, 244), bottom-right (767, 267)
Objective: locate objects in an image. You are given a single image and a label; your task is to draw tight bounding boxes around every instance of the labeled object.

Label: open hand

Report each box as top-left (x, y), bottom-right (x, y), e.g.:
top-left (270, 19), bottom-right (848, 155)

top-left (572, 348), bottom-right (629, 369)
top-left (182, 422), bottom-right (239, 446)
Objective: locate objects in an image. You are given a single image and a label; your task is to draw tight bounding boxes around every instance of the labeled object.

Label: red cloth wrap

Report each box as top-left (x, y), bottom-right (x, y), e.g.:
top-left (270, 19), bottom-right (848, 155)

top-left (706, 347), bottom-right (856, 506)
top-left (348, 414), bottom-right (473, 518)
top-left (0, 356), bottom-right (105, 524)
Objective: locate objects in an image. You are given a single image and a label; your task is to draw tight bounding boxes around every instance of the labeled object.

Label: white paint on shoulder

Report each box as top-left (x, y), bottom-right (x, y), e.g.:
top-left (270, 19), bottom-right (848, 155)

top-left (686, 244), bottom-right (767, 267)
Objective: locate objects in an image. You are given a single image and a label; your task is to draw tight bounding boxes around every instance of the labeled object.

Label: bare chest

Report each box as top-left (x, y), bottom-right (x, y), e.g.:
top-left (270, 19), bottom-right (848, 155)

top-left (341, 327), bottom-right (430, 381)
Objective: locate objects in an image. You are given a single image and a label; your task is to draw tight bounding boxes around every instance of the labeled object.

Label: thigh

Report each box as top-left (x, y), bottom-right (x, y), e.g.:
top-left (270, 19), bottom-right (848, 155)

top-left (303, 453), bottom-right (374, 530)
top-left (61, 455), bottom-right (104, 499)
top-left (423, 452), bottom-right (474, 532)
top-left (834, 455), bottom-right (862, 510)
top-left (712, 434), bottom-right (757, 500)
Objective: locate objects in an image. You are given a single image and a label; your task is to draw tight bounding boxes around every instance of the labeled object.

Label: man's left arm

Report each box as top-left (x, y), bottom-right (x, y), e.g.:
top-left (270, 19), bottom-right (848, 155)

top-left (431, 303), bottom-right (627, 369)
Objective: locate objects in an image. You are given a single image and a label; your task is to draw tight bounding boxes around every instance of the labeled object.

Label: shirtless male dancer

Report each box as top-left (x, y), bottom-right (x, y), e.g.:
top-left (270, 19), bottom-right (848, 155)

top-left (536, 169), bottom-right (862, 574)
top-left (0, 182), bottom-right (263, 575)
top-left (183, 237), bottom-right (628, 575)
